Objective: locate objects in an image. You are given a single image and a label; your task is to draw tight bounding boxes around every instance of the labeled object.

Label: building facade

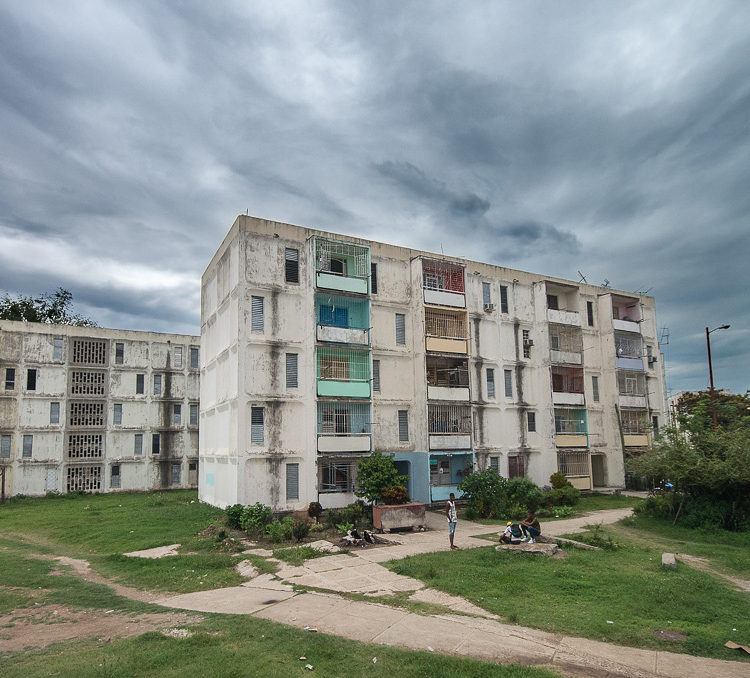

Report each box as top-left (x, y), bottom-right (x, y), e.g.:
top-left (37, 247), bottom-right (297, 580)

top-left (0, 321), bottom-right (200, 497)
top-left (199, 215), bottom-right (668, 511)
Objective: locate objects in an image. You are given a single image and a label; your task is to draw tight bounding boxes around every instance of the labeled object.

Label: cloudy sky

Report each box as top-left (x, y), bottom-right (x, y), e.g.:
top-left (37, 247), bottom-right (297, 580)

top-left (0, 1), bottom-right (747, 396)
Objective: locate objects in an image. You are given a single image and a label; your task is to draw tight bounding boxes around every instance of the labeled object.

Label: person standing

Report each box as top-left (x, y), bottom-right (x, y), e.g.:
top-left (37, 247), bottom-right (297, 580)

top-left (446, 492), bottom-right (458, 549)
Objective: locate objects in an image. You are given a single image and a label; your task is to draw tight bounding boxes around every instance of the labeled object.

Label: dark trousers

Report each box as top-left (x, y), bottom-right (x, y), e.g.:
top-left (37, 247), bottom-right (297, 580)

top-left (521, 525), bottom-right (540, 538)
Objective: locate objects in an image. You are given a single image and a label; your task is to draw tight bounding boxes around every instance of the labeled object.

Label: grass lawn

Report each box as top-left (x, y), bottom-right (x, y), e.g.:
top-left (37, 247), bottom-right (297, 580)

top-left (388, 523), bottom-right (750, 663)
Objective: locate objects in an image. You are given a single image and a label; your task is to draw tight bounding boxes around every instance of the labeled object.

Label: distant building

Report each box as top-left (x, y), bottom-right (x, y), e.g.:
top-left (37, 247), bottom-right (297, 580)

top-left (199, 215), bottom-right (668, 511)
top-left (0, 321), bottom-right (200, 496)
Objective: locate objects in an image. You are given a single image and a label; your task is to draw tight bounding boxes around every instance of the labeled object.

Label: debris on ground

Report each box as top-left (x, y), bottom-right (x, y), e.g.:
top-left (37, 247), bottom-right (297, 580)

top-left (725, 641), bottom-right (750, 654)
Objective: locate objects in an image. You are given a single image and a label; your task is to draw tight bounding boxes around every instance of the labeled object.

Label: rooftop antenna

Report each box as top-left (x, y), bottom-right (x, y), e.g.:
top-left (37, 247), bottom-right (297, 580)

top-left (440, 243), bottom-right (444, 256)
top-left (602, 279), bottom-right (611, 288)
top-left (659, 327), bottom-right (670, 345)
top-left (577, 270), bottom-right (588, 283)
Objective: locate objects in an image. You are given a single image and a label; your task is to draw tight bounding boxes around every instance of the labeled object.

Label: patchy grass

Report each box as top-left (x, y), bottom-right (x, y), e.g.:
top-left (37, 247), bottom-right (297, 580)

top-left (273, 546), bottom-right (332, 566)
top-left (387, 526), bottom-right (750, 662)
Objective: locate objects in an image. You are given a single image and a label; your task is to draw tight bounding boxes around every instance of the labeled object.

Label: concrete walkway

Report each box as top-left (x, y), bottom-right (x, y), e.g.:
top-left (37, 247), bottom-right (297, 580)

top-left (154, 509), bottom-right (748, 678)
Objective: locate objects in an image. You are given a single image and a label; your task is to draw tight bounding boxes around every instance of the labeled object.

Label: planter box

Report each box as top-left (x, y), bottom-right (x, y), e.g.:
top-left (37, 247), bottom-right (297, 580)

top-left (372, 502), bottom-right (426, 532)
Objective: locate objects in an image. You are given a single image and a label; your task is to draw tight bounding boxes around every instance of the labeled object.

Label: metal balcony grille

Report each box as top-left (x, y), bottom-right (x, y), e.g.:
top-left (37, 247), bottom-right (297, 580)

top-left (428, 404), bottom-right (472, 434)
top-left (426, 357), bottom-right (469, 387)
top-left (558, 451), bottom-right (589, 476)
top-left (615, 332), bottom-right (643, 358)
top-left (315, 238), bottom-right (370, 278)
top-left (316, 346), bottom-right (370, 382)
top-left (618, 371), bottom-right (646, 396)
top-left (424, 308), bottom-right (467, 340)
top-left (620, 409), bottom-right (649, 434)
top-left (315, 293), bottom-right (370, 329)
top-left (319, 461), bottom-right (354, 493)
top-left (549, 324), bottom-right (583, 353)
top-left (422, 259), bottom-right (465, 293)
top-left (551, 367), bottom-right (584, 393)
top-left (317, 402), bottom-right (371, 434)
top-left (554, 409), bottom-right (587, 434)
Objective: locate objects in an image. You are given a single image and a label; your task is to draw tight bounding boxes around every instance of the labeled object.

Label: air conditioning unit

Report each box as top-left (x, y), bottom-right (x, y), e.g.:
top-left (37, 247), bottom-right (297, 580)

top-left (524, 339), bottom-right (534, 347)
top-left (648, 356), bottom-right (658, 364)
top-left (484, 303), bottom-right (495, 312)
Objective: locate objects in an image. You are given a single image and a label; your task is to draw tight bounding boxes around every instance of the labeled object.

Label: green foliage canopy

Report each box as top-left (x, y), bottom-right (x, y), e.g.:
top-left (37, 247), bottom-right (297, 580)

top-left (354, 451), bottom-right (406, 503)
top-left (0, 288), bottom-right (96, 326)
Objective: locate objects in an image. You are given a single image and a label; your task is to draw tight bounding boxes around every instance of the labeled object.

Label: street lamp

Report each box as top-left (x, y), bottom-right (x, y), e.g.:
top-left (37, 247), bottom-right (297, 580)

top-left (705, 324), bottom-right (730, 431)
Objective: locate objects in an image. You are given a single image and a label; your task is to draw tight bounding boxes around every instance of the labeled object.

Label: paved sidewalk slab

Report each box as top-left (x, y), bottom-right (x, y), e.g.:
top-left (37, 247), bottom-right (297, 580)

top-left (156, 586), bottom-right (294, 615)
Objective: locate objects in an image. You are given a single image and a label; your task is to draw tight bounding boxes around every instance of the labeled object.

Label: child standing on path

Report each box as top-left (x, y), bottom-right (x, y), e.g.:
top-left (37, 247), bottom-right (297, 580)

top-left (446, 492), bottom-right (458, 550)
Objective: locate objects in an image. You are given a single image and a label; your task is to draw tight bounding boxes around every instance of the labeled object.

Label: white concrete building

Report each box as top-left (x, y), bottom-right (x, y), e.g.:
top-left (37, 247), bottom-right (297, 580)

top-left (0, 321), bottom-right (200, 497)
top-left (199, 215), bottom-right (668, 511)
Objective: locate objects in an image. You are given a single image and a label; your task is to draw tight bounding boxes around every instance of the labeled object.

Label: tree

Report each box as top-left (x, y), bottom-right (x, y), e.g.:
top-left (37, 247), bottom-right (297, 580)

top-left (354, 451), bottom-right (406, 504)
top-left (675, 390), bottom-right (750, 433)
top-left (0, 288), bottom-right (96, 326)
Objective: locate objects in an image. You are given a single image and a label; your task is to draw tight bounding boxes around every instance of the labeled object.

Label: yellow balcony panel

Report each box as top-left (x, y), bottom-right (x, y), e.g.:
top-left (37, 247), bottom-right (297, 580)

top-left (425, 337), bottom-right (468, 354)
top-left (568, 476), bottom-right (592, 491)
top-left (624, 434), bottom-right (649, 447)
top-left (556, 434), bottom-right (588, 448)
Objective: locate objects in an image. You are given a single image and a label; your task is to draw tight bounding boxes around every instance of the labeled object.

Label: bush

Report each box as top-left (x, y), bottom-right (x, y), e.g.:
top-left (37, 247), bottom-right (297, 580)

top-left (541, 484), bottom-right (580, 508)
top-left (324, 508), bottom-right (344, 530)
top-left (264, 516), bottom-right (295, 543)
top-left (310, 523), bottom-right (326, 533)
top-left (336, 522), bottom-right (354, 536)
top-left (307, 502), bottom-right (323, 523)
top-left (576, 525), bottom-right (620, 551)
top-left (457, 469), bottom-right (508, 519)
top-left (355, 451), bottom-right (406, 503)
top-left (549, 471), bottom-right (569, 489)
top-left (240, 502), bottom-right (273, 533)
top-left (292, 520), bottom-right (311, 542)
top-left (381, 485), bottom-right (410, 505)
top-left (225, 504), bottom-right (245, 529)
top-left (506, 477), bottom-right (544, 512)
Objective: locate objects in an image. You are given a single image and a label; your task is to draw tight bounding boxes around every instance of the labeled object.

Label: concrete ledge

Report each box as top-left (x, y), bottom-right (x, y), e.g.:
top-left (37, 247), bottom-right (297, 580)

top-left (662, 552), bottom-right (677, 569)
top-left (496, 543), bottom-right (559, 556)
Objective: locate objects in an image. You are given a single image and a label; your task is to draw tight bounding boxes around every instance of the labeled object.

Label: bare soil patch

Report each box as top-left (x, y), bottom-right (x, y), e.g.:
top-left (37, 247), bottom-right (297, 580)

top-left (653, 629), bottom-right (688, 642)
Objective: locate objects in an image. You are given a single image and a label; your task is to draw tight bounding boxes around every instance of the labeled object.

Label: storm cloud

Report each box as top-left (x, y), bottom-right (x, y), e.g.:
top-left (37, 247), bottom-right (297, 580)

top-left (0, 0), bottom-right (748, 395)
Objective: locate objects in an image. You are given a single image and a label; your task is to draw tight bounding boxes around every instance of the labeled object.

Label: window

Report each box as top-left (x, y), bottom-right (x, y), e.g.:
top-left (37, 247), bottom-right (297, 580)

top-left (319, 461), bottom-right (354, 493)
top-left (285, 248), bottom-right (299, 283)
top-left (500, 285), bottom-right (509, 314)
top-left (487, 368), bottom-right (495, 398)
top-left (508, 455), bottom-right (525, 478)
top-left (251, 296), bottom-right (264, 332)
top-left (547, 294), bottom-right (559, 310)
top-left (134, 434), bottom-right (143, 455)
top-left (53, 337), bottom-right (63, 361)
top-left (592, 376), bottom-right (600, 403)
top-left (113, 403), bottom-right (122, 425)
top-left (395, 313), bottom-right (406, 345)
top-left (70, 370), bottom-right (106, 395)
top-left (22, 435), bottom-right (33, 458)
top-left (586, 301), bottom-right (594, 327)
top-left (189, 403), bottom-right (198, 425)
top-left (370, 263), bottom-right (378, 294)
top-left (652, 416), bottom-right (659, 436)
top-left (173, 345), bottom-right (183, 368)
top-left (328, 257), bottom-right (347, 275)
top-left (26, 369), bottom-right (37, 391)
top-left (489, 456), bottom-right (499, 473)
top-left (647, 345), bottom-right (654, 369)
top-left (67, 433), bottom-right (103, 459)
top-left (1, 435), bottom-right (10, 458)
top-left (430, 458), bottom-right (452, 486)
top-left (372, 360), bottom-right (380, 392)
top-left (190, 346), bottom-right (199, 369)
top-left (527, 412), bottom-right (536, 432)
top-left (153, 374), bottom-right (162, 395)
top-left (152, 433), bottom-right (160, 455)
top-left (115, 342), bottom-right (124, 364)
top-left (72, 339), bottom-right (106, 365)
top-left (136, 374), bottom-right (145, 394)
top-left (171, 463), bottom-right (181, 485)
top-left (398, 410), bottom-right (409, 442)
top-left (522, 329), bottom-right (531, 358)
top-left (5, 367), bottom-right (15, 390)
top-left (482, 282), bottom-right (491, 306)
top-left (251, 406), bottom-right (264, 444)
top-left (286, 463), bottom-right (299, 500)
top-left (50, 402), bottom-right (60, 424)
top-left (173, 404), bottom-right (182, 425)
top-left (111, 464), bottom-right (121, 489)
top-left (504, 369), bottom-right (513, 398)
top-left (286, 353), bottom-right (298, 388)
top-left (550, 332), bottom-right (560, 350)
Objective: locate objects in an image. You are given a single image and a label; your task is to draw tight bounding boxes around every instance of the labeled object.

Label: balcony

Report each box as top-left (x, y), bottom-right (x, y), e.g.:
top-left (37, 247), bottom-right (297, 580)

top-left (426, 356), bottom-right (470, 401)
top-left (429, 452), bottom-right (473, 502)
top-left (315, 237), bottom-right (370, 295)
top-left (612, 297), bottom-right (642, 333)
top-left (551, 366), bottom-right (584, 406)
top-left (620, 408), bottom-right (649, 447)
top-left (547, 308), bottom-right (581, 326)
top-left (557, 450), bottom-right (591, 490)
top-left (315, 293), bottom-right (370, 346)
top-left (555, 408), bottom-right (588, 448)
top-left (615, 332), bottom-right (644, 371)
top-left (424, 307), bottom-right (469, 354)
top-left (316, 346), bottom-right (371, 398)
top-left (428, 404), bottom-right (472, 450)
top-left (317, 402), bottom-right (371, 454)
top-left (549, 324), bottom-right (583, 365)
top-left (422, 260), bottom-right (466, 308)
top-left (618, 371), bottom-right (647, 408)
top-left (613, 318), bottom-right (641, 333)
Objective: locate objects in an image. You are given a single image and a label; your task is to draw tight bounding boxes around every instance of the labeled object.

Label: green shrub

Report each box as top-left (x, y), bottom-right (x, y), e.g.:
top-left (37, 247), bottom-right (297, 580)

top-left (355, 451), bottom-right (407, 503)
top-left (381, 485), bottom-right (410, 505)
top-left (549, 471), bottom-right (569, 489)
top-left (576, 525), bottom-right (620, 550)
top-left (309, 523), bottom-right (326, 533)
top-left (264, 516), bottom-right (295, 543)
top-left (307, 502), bottom-right (323, 522)
top-left (240, 502), bottom-right (273, 533)
top-left (457, 468), bottom-right (508, 518)
top-left (506, 477), bottom-right (544, 512)
top-left (225, 504), bottom-right (245, 529)
top-left (542, 484), bottom-right (580, 507)
top-left (336, 522), bottom-right (354, 536)
top-left (292, 520), bottom-right (311, 542)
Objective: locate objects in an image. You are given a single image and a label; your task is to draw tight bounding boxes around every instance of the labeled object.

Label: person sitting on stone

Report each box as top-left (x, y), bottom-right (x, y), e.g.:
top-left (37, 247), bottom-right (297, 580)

top-left (500, 521), bottom-right (524, 544)
top-left (520, 511), bottom-right (541, 544)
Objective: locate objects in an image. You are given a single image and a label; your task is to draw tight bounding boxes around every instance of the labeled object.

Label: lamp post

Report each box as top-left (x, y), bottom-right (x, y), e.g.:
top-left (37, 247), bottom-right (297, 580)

top-left (705, 324), bottom-right (730, 431)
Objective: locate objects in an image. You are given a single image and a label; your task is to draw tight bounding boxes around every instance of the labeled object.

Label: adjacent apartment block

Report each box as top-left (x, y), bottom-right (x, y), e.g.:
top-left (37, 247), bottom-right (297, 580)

top-left (0, 321), bottom-right (200, 496)
top-left (199, 215), bottom-right (667, 511)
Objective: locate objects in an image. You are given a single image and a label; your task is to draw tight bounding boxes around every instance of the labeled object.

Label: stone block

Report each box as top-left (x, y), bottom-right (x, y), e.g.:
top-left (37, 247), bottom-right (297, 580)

top-left (662, 553), bottom-right (677, 569)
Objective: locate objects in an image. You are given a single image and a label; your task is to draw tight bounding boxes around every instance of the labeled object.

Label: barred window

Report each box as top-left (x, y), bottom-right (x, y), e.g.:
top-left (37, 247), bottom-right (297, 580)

top-left (489, 456), bottom-right (499, 472)
top-left (69, 402), bottom-right (105, 427)
top-left (189, 403), bottom-right (198, 425)
top-left (558, 450), bottom-right (589, 476)
top-left (370, 263), bottom-right (378, 294)
top-left (398, 410), bottom-right (409, 442)
top-left (134, 433), bottom-right (143, 455)
top-left (67, 433), bottom-right (103, 459)
top-left (173, 345), bottom-right (183, 368)
top-left (72, 339), bottom-right (106, 365)
top-left (111, 464), bottom-right (121, 488)
top-left (251, 406), bottom-right (264, 444)
top-left (70, 370), bottom-right (106, 396)
top-left (115, 342), bottom-right (124, 364)
top-left (372, 360), bottom-right (380, 392)
top-left (22, 435), bottom-right (33, 458)
top-left (428, 404), bottom-right (472, 434)
top-left (487, 368), bottom-right (495, 398)
top-left (66, 465), bottom-right (102, 493)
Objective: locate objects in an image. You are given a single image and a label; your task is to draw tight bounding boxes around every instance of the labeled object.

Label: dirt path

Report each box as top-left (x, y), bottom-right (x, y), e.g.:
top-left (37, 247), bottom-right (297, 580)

top-left (675, 554), bottom-right (750, 593)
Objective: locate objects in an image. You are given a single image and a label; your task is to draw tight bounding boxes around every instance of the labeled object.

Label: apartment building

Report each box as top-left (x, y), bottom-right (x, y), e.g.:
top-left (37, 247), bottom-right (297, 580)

top-left (199, 215), bottom-right (667, 511)
top-left (0, 321), bottom-right (200, 496)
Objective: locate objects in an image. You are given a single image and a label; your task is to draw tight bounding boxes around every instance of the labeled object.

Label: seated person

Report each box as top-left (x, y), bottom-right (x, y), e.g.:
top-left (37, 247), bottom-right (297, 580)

top-left (520, 511), bottom-right (541, 544)
top-left (500, 521), bottom-right (524, 544)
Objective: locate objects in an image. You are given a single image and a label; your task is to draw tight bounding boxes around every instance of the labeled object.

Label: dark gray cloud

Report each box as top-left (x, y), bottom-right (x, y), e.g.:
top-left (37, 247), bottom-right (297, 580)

top-left (0, 0), bottom-right (748, 394)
